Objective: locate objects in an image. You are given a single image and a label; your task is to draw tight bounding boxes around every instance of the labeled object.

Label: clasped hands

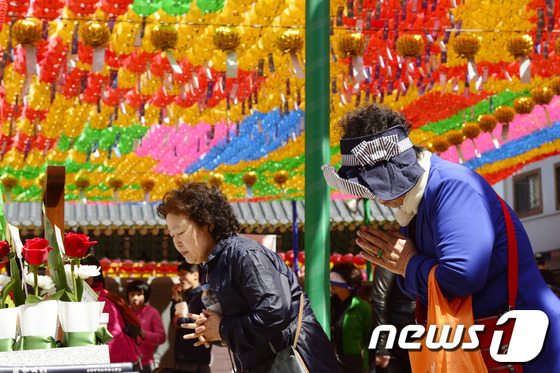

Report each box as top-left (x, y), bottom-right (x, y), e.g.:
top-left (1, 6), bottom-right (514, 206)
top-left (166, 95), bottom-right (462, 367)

top-left (181, 309), bottom-right (224, 348)
top-left (356, 225), bottom-right (418, 277)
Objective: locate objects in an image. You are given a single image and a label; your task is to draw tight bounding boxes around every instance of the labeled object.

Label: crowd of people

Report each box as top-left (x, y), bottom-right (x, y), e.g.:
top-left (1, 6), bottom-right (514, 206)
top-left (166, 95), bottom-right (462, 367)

top-left (76, 102), bottom-right (560, 373)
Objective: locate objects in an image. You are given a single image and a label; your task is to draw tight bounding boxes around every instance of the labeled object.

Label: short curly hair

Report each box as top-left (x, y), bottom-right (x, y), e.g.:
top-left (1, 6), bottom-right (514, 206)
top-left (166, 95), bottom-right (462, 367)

top-left (157, 182), bottom-right (241, 242)
top-left (338, 103), bottom-right (425, 155)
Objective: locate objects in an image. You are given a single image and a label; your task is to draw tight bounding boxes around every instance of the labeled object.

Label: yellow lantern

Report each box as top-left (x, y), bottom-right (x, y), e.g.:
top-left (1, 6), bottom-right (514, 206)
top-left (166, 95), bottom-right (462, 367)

top-left (477, 114), bottom-right (500, 149)
top-left (150, 24), bottom-right (182, 74)
top-left (213, 27), bottom-right (241, 78)
top-left (445, 130), bottom-right (466, 164)
top-left (461, 122), bottom-right (481, 158)
top-left (513, 96), bottom-right (535, 115)
top-left (13, 18), bottom-right (43, 75)
top-left (108, 176), bottom-right (124, 203)
top-left (242, 171), bottom-right (258, 199)
top-left (507, 34), bottom-right (533, 84)
top-left (531, 86), bottom-right (555, 126)
top-left (494, 106), bottom-right (516, 142)
top-left (140, 177), bottom-right (156, 203)
top-left (453, 33), bottom-right (481, 81)
top-left (276, 30), bottom-right (305, 79)
top-left (81, 21), bottom-right (111, 72)
top-left (208, 173), bottom-right (224, 189)
top-left (1, 174), bottom-right (18, 203)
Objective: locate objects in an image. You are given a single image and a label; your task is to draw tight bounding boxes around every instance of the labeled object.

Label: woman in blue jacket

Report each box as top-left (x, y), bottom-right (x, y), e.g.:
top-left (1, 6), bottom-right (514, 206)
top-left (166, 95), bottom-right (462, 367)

top-left (157, 182), bottom-right (338, 372)
top-left (322, 103), bottom-right (560, 372)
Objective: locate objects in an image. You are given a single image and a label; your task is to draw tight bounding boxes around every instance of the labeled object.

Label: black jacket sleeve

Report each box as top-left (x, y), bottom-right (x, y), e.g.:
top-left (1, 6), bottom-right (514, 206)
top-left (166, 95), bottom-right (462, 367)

top-left (371, 265), bottom-right (397, 356)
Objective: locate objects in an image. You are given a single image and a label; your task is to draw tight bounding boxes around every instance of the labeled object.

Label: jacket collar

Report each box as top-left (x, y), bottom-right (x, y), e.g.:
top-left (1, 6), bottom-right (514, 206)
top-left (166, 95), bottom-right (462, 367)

top-left (204, 234), bottom-right (237, 265)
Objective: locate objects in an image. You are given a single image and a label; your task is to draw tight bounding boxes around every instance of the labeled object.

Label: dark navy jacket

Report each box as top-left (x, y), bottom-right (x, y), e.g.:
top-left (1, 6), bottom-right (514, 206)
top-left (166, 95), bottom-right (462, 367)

top-left (203, 234), bottom-right (338, 372)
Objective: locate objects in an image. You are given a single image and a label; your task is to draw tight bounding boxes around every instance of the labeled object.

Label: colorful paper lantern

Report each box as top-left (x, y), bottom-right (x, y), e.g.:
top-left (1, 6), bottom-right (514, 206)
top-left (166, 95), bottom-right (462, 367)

top-left (75, 174), bottom-right (91, 204)
top-left (273, 169), bottom-right (289, 190)
top-left (396, 34), bottom-right (425, 58)
top-left (80, 22), bottom-right (111, 72)
top-left (213, 26), bottom-right (240, 78)
top-left (461, 122), bottom-right (481, 157)
top-left (431, 136), bottom-right (450, 154)
top-left (242, 171), bottom-right (257, 199)
top-left (453, 33), bottom-right (481, 81)
top-left (477, 114), bottom-right (500, 149)
top-left (337, 33), bottom-right (365, 57)
top-left (208, 172), bottom-right (224, 188)
top-left (531, 86), bottom-right (555, 126)
top-left (445, 129), bottom-right (466, 163)
top-left (513, 96), bottom-right (535, 115)
top-left (108, 176), bottom-right (124, 203)
top-left (494, 106), bottom-right (516, 142)
top-left (13, 17), bottom-right (42, 75)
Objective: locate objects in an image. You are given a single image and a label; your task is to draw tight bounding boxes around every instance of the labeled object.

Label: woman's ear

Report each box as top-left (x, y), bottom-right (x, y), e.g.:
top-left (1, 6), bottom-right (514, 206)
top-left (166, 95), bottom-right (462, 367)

top-left (208, 224), bottom-right (215, 233)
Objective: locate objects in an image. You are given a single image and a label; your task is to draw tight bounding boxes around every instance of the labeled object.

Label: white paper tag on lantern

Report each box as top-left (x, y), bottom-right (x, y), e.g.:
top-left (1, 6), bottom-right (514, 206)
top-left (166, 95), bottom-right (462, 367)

top-left (290, 54), bottom-right (305, 79)
top-left (482, 67), bottom-right (489, 83)
top-left (191, 72), bottom-right (199, 90)
top-left (204, 62), bottom-right (212, 80)
top-left (440, 73), bottom-right (447, 90)
top-left (467, 58), bottom-right (478, 81)
top-left (24, 46), bottom-right (37, 75)
top-left (353, 55), bottom-right (366, 81)
top-left (226, 51), bottom-right (238, 78)
top-left (519, 57), bottom-right (531, 84)
top-left (230, 83), bottom-right (239, 100)
top-left (166, 50), bottom-right (183, 74)
top-left (92, 48), bottom-right (105, 72)
top-left (476, 75), bottom-right (483, 91)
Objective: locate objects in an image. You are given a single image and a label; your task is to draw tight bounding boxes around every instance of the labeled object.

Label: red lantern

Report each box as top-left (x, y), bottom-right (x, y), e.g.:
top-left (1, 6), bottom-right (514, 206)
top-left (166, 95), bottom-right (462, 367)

top-left (297, 251), bottom-right (305, 265)
top-left (277, 252), bottom-right (286, 261)
top-left (285, 250), bottom-right (294, 264)
top-left (352, 255), bottom-right (366, 266)
top-left (342, 253), bottom-right (354, 263)
top-left (331, 253), bottom-right (342, 264)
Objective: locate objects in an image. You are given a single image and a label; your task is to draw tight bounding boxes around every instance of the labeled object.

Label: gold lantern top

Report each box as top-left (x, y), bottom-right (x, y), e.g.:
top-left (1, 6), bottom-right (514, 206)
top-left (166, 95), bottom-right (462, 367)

top-left (445, 130), bottom-right (464, 146)
top-left (551, 77), bottom-right (560, 95)
top-left (13, 18), bottom-right (43, 46)
top-left (507, 34), bottom-right (533, 59)
top-left (431, 136), bottom-right (450, 153)
top-left (213, 27), bottom-right (241, 51)
top-left (108, 176), bottom-right (124, 190)
top-left (276, 30), bottom-right (304, 54)
top-left (337, 33), bottom-right (366, 57)
top-left (150, 24), bottom-right (179, 51)
top-left (80, 22), bottom-right (111, 48)
top-left (531, 86), bottom-right (554, 106)
top-left (242, 171), bottom-right (258, 187)
top-left (396, 34), bottom-right (425, 59)
top-left (273, 170), bottom-right (289, 187)
top-left (208, 172), bottom-right (224, 188)
top-left (141, 177), bottom-right (157, 191)
top-left (461, 122), bottom-right (480, 140)
top-left (453, 33), bottom-right (481, 59)
top-left (75, 175), bottom-right (91, 190)
top-left (0, 174), bottom-right (19, 189)
top-left (513, 96), bottom-right (535, 114)
top-left (477, 114), bottom-right (498, 132)
top-left (493, 106), bottom-right (516, 124)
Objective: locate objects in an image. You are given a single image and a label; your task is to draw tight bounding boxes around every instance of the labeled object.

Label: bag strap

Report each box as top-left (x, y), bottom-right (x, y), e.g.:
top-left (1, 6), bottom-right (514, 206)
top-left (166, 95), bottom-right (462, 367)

top-left (292, 292), bottom-right (305, 348)
top-left (498, 195), bottom-right (518, 310)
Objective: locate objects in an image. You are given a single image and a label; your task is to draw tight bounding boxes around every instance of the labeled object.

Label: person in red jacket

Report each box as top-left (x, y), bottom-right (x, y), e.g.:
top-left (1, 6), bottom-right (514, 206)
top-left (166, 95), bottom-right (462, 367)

top-left (127, 280), bottom-right (166, 373)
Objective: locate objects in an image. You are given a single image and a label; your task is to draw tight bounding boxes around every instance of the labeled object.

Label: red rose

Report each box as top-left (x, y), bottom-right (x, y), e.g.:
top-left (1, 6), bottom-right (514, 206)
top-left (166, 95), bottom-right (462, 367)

top-left (22, 238), bottom-right (53, 266)
top-left (0, 240), bottom-right (11, 258)
top-left (64, 233), bottom-right (97, 258)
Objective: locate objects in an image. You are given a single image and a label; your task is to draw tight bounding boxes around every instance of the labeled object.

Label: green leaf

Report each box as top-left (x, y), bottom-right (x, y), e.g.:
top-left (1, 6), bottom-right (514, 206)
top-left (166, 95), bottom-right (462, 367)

top-left (75, 277), bottom-right (84, 301)
top-left (47, 289), bottom-right (66, 301)
top-left (66, 291), bottom-right (78, 302)
top-left (43, 205), bottom-right (71, 294)
top-left (1, 279), bottom-right (15, 308)
top-left (25, 294), bottom-right (44, 304)
top-left (9, 257), bottom-right (25, 306)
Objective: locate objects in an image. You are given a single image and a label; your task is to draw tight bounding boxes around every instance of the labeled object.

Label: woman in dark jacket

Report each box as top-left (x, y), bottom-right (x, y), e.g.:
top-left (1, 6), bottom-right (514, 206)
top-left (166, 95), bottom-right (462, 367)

top-left (157, 181), bottom-right (338, 372)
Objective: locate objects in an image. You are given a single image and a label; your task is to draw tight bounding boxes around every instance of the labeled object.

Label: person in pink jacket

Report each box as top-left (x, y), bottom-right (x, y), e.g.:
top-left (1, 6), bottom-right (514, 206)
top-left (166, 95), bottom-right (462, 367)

top-left (82, 256), bottom-right (140, 365)
top-left (127, 280), bottom-right (167, 373)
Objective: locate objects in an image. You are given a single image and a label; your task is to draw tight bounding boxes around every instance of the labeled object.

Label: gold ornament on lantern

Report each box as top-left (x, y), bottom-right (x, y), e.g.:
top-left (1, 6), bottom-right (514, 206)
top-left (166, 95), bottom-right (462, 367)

top-left (13, 18), bottom-right (42, 45)
top-left (276, 30), bottom-right (304, 54)
top-left (453, 33), bottom-right (481, 81)
top-left (461, 122), bottom-right (481, 158)
top-left (507, 34), bottom-right (533, 84)
top-left (150, 24), bottom-right (179, 51)
top-left (208, 173), bottom-right (224, 188)
top-left (141, 177), bottom-right (156, 203)
top-left (273, 170), bottom-right (289, 192)
top-left (513, 96), bottom-right (535, 115)
top-left (507, 34), bottom-right (533, 59)
top-left (108, 176), bottom-right (124, 203)
top-left (337, 33), bottom-right (366, 57)
top-left (13, 17), bottom-right (43, 76)
top-left (337, 33), bottom-right (367, 81)
top-left (75, 175), bottom-right (91, 204)
top-left (213, 27), bottom-right (240, 51)
top-left (80, 22), bottom-right (111, 48)
top-left (445, 130), bottom-right (466, 164)
top-left (36, 172), bottom-right (46, 189)
top-left (477, 114), bottom-right (500, 149)
top-left (431, 136), bottom-right (450, 154)
top-left (174, 174), bottom-right (190, 187)
top-left (242, 171), bottom-right (258, 199)
top-left (531, 86), bottom-right (555, 126)
top-left (213, 27), bottom-right (241, 78)
top-left (494, 106), bottom-right (516, 142)
top-left (396, 34), bottom-right (425, 58)
top-left (1, 174), bottom-right (18, 203)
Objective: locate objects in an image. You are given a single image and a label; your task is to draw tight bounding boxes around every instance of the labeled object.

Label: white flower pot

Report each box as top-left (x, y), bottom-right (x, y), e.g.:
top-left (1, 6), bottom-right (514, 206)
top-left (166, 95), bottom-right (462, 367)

top-left (58, 301), bottom-right (104, 333)
top-left (18, 300), bottom-right (59, 339)
top-left (0, 307), bottom-right (19, 340)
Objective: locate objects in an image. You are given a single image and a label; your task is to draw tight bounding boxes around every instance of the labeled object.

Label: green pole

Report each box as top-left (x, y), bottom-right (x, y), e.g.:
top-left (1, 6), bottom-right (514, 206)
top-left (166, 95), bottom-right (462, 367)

top-left (364, 199), bottom-right (373, 281)
top-left (305, 0), bottom-right (331, 335)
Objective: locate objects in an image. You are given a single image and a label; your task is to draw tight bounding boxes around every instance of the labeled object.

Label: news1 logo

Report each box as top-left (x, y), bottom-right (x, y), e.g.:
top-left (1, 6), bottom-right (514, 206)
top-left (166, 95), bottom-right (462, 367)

top-left (369, 310), bottom-right (549, 363)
